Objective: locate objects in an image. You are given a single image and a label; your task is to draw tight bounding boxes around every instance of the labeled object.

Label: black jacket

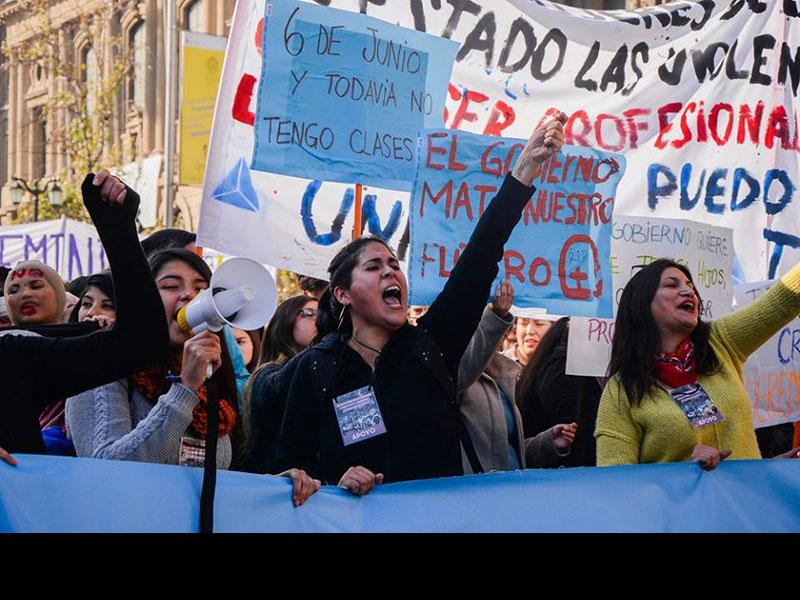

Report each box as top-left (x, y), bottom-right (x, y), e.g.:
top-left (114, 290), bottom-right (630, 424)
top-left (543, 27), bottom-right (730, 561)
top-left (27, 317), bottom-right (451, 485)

top-left (241, 359), bottom-right (296, 474)
top-left (0, 175), bottom-right (169, 453)
top-left (273, 174), bottom-right (534, 484)
top-left (520, 343), bottom-right (602, 467)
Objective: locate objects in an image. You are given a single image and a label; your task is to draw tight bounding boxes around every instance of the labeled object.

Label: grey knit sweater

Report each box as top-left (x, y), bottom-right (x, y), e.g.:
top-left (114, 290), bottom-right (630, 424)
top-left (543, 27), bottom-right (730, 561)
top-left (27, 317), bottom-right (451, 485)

top-left (66, 380), bottom-right (232, 468)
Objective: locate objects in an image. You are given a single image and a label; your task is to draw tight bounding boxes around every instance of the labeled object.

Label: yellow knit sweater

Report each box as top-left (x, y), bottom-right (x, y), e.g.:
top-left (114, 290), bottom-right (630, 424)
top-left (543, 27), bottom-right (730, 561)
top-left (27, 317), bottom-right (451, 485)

top-left (595, 263), bottom-right (800, 466)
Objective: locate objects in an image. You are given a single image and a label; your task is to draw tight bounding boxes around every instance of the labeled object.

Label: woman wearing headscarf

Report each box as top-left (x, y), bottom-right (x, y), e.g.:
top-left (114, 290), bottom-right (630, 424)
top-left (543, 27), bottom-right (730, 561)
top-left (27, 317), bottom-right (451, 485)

top-left (4, 260), bottom-right (66, 326)
top-left (4, 259), bottom-right (75, 454)
top-left (0, 171), bottom-right (169, 458)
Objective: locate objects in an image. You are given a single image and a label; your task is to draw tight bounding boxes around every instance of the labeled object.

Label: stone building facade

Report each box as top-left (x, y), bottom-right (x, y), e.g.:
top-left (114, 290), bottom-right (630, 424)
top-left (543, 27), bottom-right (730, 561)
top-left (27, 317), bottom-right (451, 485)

top-left (0, 0), bottom-right (235, 226)
top-left (0, 0), bottom-right (657, 228)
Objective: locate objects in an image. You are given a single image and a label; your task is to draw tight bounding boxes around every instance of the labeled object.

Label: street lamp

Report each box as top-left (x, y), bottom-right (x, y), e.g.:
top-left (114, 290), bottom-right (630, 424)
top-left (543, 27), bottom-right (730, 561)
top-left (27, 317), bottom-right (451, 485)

top-left (9, 177), bottom-right (63, 222)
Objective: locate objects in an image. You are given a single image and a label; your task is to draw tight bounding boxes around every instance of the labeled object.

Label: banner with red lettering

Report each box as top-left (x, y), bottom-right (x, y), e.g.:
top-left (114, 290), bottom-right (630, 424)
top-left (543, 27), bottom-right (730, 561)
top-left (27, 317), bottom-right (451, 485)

top-left (199, 0), bottom-right (800, 283)
top-left (410, 133), bottom-right (623, 315)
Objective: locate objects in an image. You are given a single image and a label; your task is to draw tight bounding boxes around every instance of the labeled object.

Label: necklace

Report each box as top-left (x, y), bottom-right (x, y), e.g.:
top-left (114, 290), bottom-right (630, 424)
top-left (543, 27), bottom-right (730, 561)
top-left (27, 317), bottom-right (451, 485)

top-left (351, 334), bottom-right (382, 355)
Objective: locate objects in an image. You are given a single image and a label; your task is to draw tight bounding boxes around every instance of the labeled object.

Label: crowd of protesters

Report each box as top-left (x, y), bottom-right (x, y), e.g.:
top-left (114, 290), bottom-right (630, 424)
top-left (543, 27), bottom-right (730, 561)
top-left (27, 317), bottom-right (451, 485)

top-left (1, 113), bottom-right (799, 508)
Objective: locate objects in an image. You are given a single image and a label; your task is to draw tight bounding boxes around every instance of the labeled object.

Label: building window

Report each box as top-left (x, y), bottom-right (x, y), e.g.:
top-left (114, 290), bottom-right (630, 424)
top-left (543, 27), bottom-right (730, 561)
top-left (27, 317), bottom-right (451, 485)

top-left (128, 21), bottom-right (146, 111)
top-left (32, 107), bottom-right (47, 179)
top-left (81, 45), bottom-right (97, 116)
top-left (129, 131), bottom-right (138, 162)
top-left (185, 0), bottom-right (205, 33)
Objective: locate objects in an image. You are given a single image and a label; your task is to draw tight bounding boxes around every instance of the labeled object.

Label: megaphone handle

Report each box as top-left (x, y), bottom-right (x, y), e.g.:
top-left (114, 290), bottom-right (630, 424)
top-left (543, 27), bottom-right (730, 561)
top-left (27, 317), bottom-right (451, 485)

top-left (207, 364), bottom-right (214, 379)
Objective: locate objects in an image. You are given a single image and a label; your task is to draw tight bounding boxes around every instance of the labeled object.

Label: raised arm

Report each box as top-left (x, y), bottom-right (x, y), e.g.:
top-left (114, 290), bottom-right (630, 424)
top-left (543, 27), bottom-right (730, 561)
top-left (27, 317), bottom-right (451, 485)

top-left (457, 281), bottom-right (514, 394)
top-left (12, 171), bottom-right (169, 406)
top-left (419, 114), bottom-right (566, 375)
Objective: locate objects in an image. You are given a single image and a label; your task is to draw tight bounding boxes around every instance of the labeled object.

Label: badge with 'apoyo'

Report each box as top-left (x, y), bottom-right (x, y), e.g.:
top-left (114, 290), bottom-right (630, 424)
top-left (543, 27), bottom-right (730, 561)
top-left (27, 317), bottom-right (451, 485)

top-left (333, 386), bottom-right (387, 446)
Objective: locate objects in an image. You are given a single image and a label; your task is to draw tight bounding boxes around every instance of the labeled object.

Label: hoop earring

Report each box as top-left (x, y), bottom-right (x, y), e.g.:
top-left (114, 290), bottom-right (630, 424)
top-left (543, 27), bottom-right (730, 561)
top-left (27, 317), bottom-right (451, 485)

top-left (337, 305), bottom-right (348, 331)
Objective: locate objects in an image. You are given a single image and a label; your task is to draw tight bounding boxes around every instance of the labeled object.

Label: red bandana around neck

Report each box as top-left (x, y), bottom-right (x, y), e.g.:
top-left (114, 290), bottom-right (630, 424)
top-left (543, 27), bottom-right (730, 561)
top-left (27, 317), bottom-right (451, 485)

top-left (132, 356), bottom-right (237, 439)
top-left (654, 338), bottom-right (697, 388)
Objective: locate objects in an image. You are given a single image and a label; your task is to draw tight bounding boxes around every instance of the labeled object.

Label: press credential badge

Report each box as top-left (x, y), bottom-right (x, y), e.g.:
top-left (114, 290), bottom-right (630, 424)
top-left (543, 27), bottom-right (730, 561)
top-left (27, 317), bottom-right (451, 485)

top-left (668, 382), bottom-right (725, 429)
top-left (333, 386), bottom-right (387, 446)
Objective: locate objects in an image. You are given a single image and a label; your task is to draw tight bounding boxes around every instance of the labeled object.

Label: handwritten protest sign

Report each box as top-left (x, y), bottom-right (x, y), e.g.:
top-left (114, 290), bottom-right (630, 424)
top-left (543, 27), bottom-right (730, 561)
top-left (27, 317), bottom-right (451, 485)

top-left (737, 280), bottom-right (800, 428)
top-left (566, 215), bottom-right (734, 377)
top-left (200, 1), bottom-right (800, 285)
top-left (251, 0), bottom-right (458, 191)
top-left (0, 218), bottom-right (106, 281)
top-left (610, 215), bottom-right (733, 319)
top-left (409, 132), bottom-right (623, 316)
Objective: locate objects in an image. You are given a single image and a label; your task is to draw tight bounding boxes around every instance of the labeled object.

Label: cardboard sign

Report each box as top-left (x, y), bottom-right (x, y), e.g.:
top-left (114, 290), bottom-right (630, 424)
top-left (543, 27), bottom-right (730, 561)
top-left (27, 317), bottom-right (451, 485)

top-left (410, 132), bottom-right (624, 316)
top-left (251, 0), bottom-right (458, 191)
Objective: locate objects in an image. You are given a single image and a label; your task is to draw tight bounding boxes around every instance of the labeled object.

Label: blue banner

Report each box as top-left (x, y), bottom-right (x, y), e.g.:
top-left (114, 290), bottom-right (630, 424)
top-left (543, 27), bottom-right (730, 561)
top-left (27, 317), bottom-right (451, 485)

top-left (409, 132), bottom-right (624, 317)
top-left (1, 455), bottom-right (798, 532)
top-left (251, 0), bottom-right (458, 191)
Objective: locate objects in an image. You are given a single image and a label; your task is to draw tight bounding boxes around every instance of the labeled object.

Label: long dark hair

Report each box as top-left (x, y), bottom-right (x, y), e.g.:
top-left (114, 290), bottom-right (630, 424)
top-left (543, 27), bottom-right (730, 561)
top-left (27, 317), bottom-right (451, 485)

top-left (241, 328), bottom-right (263, 372)
top-left (514, 316), bottom-right (601, 467)
top-left (316, 236), bottom-right (394, 339)
top-left (609, 258), bottom-right (719, 405)
top-left (257, 295), bottom-right (312, 366)
top-left (147, 248), bottom-right (243, 462)
top-left (68, 271), bottom-right (115, 323)
top-left (515, 317), bottom-right (570, 420)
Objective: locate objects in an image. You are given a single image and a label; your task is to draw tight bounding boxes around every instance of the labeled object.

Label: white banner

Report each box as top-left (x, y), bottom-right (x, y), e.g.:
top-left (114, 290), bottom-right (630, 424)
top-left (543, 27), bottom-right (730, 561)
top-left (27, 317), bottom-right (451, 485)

top-left (199, 0), bottom-right (800, 282)
top-left (0, 217), bottom-right (106, 281)
top-left (566, 215), bottom-right (734, 377)
top-left (737, 280), bottom-right (800, 428)
top-left (111, 155), bottom-right (163, 229)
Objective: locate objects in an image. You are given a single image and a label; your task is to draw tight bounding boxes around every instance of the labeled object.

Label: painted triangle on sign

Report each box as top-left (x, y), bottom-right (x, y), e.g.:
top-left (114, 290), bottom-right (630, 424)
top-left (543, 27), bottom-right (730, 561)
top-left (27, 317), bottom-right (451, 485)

top-left (212, 158), bottom-right (260, 212)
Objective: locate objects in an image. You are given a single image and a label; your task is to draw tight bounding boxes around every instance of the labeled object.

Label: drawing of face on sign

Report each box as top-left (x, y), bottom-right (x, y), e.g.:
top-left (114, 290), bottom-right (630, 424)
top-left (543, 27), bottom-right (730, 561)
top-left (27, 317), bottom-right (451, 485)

top-left (4, 261), bottom-right (66, 325)
top-left (558, 234), bottom-right (605, 302)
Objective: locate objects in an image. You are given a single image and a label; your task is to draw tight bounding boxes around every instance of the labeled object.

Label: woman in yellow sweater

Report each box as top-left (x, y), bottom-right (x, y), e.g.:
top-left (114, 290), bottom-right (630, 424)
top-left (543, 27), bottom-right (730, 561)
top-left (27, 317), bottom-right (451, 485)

top-left (595, 258), bottom-right (800, 469)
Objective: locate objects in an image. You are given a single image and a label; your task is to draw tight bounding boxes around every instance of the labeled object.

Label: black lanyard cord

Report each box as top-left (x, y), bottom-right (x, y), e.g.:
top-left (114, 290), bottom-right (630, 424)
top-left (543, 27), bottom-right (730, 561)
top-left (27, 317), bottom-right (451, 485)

top-left (199, 379), bottom-right (220, 534)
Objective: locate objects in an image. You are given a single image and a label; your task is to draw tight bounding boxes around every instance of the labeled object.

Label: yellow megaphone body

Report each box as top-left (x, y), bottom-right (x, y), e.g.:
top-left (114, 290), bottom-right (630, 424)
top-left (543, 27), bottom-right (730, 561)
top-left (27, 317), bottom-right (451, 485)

top-left (176, 257), bottom-right (277, 336)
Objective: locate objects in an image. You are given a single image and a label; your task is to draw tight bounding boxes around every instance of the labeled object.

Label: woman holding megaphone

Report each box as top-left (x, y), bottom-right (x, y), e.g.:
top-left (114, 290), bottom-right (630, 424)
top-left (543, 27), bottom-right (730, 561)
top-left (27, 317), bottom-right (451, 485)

top-left (67, 248), bottom-right (320, 506)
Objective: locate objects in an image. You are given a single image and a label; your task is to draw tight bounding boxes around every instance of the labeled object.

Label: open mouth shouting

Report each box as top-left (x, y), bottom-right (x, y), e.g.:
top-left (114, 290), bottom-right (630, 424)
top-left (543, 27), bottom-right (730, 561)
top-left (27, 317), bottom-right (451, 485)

top-left (677, 298), bottom-right (696, 314)
top-left (382, 285), bottom-right (403, 309)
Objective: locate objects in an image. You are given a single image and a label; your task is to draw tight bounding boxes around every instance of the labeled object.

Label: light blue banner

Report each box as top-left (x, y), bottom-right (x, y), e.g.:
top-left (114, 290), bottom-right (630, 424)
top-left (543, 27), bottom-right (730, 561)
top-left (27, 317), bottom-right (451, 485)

top-left (251, 0), bottom-right (458, 192)
top-left (1, 455), bottom-right (799, 532)
top-left (409, 131), bottom-right (624, 317)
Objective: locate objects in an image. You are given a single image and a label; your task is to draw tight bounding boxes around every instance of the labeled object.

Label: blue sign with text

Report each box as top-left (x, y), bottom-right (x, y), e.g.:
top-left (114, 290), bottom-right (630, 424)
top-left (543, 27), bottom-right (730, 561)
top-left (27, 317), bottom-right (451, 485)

top-left (251, 0), bottom-right (458, 192)
top-left (410, 131), bottom-right (625, 317)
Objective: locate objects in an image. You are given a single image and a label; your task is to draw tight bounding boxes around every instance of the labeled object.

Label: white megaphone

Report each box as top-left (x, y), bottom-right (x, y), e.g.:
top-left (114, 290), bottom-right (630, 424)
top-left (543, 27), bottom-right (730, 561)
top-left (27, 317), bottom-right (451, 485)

top-left (176, 257), bottom-right (278, 337)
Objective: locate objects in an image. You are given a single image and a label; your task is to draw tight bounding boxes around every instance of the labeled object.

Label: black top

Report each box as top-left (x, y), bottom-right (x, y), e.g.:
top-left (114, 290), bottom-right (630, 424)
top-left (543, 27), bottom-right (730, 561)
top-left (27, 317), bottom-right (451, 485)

top-left (0, 175), bottom-right (169, 453)
top-left (520, 343), bottom-right (602, 467)
top-left (241, 359), bottom-right (295, 474)
top-left (273, 174), bottom-right (534, 484)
